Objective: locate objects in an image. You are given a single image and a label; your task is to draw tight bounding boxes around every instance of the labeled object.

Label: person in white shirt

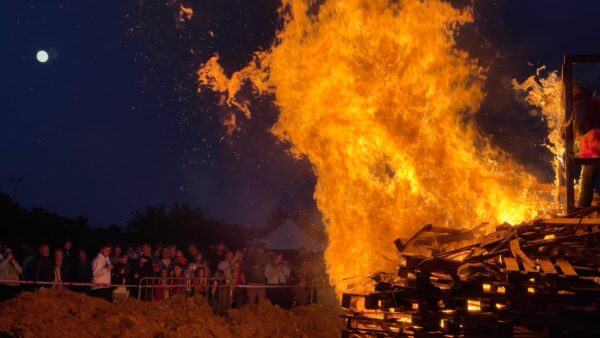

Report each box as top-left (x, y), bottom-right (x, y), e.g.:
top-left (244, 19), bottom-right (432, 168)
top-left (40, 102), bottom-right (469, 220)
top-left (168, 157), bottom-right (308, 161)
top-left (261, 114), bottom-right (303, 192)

top-left (265, 254), bottom-right (290, 285)
top-left (217, 251), bottom-right (235, 285)
top-left (90, 244), bottom-right (112, 301)
top-left (264, 253), bottom-right (292, 308)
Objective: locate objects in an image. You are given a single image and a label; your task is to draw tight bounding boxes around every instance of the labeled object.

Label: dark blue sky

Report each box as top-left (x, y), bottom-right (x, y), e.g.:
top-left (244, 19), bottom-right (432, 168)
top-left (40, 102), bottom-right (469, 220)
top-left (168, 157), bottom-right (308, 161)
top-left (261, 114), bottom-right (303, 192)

top-left (1, 0), bottom-right (599, 227)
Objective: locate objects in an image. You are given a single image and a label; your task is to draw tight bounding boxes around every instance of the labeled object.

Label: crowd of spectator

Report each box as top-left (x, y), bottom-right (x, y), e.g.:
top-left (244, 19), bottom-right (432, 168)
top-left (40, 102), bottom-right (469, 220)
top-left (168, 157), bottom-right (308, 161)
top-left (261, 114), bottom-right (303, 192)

top-left (0, 241), bottom-right (322, 310)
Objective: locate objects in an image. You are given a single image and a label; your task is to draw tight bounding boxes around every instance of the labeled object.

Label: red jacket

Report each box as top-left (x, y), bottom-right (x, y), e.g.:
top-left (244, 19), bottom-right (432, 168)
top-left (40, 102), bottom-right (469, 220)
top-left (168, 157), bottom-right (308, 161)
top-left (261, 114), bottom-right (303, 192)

top-left (576, 97), bottom-right (600, 158)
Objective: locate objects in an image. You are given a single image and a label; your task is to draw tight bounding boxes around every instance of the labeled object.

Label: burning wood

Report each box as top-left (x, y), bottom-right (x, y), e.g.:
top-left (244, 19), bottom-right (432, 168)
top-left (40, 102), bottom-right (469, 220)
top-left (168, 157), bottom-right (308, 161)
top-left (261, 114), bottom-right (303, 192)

top-left (342, 208), bottom-right (600, 337)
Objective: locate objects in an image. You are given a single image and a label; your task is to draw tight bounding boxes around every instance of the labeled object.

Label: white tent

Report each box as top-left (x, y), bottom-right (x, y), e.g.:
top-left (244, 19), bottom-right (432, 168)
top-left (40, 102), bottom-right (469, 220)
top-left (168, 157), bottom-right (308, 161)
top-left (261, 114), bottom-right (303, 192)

top-left (252, 218), bottom-right (321, 251)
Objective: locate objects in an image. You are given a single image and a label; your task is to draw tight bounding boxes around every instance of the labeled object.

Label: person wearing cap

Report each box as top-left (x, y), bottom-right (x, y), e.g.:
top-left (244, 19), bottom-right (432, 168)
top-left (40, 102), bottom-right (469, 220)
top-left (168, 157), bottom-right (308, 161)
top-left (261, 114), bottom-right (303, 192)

top-left (574, 83), bottom-right (600, 207)
top-left (90, 244), bottom-right (112, 301)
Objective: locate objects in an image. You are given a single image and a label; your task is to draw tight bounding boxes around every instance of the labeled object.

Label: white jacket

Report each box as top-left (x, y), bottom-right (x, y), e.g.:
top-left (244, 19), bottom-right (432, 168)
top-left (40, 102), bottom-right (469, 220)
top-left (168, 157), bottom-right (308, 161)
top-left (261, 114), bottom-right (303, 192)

top-left (217, 260), bottom-right (234, 284)
top-left (264, 263), bottom-right (290, 285)
top-left (91, 253), bottom-right (111, 289)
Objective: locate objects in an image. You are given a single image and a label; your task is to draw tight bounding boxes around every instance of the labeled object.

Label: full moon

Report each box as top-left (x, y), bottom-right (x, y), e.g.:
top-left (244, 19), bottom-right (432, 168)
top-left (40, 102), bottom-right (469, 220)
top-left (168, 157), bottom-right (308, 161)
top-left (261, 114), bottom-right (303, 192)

top-left (36, 50), bottom-right (49, 63)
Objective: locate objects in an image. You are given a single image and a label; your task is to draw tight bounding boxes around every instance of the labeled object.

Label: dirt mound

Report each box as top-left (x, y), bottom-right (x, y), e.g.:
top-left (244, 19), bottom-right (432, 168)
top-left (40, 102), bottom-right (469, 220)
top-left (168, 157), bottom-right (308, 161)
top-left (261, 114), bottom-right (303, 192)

top-left (227, 301), bottom-right (340, 338)
top-left (0, 289), bottom-right (341, 338)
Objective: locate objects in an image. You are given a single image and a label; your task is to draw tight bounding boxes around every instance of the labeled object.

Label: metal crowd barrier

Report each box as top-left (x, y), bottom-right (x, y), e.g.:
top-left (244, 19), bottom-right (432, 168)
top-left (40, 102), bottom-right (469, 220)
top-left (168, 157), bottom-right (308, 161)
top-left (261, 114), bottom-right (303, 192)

top-left (137, 277), bottom-right (225, 300)
top-left (0, 278), bottom-right (137, 288)
top-left (136, 277), bottom-right (319, 312)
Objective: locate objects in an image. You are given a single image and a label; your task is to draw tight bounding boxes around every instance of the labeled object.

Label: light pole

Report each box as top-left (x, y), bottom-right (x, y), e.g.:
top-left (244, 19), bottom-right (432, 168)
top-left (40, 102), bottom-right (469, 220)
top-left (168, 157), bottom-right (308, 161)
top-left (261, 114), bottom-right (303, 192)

top-left (9, 177), bottom-right (23, 200)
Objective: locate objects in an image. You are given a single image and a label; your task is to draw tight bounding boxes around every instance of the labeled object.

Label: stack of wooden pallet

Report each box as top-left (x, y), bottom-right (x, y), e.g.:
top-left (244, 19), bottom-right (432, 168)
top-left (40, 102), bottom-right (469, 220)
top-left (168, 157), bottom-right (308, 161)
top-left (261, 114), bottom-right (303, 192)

top-left (341, 207), bottom-right (600, 337)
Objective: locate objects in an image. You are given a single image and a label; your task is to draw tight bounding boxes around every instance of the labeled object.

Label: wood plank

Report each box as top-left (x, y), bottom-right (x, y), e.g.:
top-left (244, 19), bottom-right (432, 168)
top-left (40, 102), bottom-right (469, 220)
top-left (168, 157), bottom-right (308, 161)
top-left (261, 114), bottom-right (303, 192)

top-left (480, 230), bottom-right (511, 247)
top-left (484, 230), bottom-right (600, 258)
top-left (522, 260), bottom-right (538, 273)
top-left (542, 218), bottom-right (600, 226)
top-left (510, 239), bottom-right (536, 268)
top-left (469, 247), bottom-right (486, 258)
top-left (563, 61), bottom-right (575, 214)
top-left (564, 204), bottom-right (600, 218)
top-left (504, 257), bottom-right (520, 272)
top-left (428, 226), bottom-right (464, 234)
top-left (396, 224), bottom-right (433, 252)
top-left (538, 258), bottom-right (558, 274)
top-left (556, 259), bottom-right (578, 276)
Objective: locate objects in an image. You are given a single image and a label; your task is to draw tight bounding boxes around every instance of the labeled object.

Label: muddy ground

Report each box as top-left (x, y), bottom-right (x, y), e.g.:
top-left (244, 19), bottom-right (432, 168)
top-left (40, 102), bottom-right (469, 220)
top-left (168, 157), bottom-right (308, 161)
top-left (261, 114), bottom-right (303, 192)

top-left (0, 289), bottom-right (341, 338)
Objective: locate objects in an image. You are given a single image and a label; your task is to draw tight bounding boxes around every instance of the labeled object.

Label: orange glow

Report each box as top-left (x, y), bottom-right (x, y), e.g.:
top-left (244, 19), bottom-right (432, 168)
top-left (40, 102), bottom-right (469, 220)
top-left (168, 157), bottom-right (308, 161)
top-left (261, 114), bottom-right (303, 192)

top-left (197, 0), bottom-right (551, 294)
top-left (223, 113), bottom-right (240, 137)
top-left (180, 4), bottom-right (193, 19)
top-left (467, 299), bottom-right (481, 312)
top-left (513, 69), bottom-right (564, 202)
top-left (176, 4), bottom-right (193, 29)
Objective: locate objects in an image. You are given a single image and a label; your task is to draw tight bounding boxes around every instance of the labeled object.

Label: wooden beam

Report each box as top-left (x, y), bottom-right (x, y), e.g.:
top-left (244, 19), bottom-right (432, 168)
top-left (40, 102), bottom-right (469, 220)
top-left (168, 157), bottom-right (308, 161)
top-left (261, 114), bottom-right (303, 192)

top-left (394, 224), bottom-right (432, 252)
top-left (428, 226), bottom-right (464, 234)
top-left (510, 239), bottom-right (536, 268)
top-left (556, 258), bottom-right (578, 276)
top-left (522, 261), bottom-right (538, 273)
top-left (541, 218), bottom-right (600, 226)
top-left (563, 60), bottom-right (575, 213)
top-left (483, 230), bottom-right (600, 258)
top-left (564, 204), bottom-right (600, 218)
top-left (538, 258), bottom-right (558, 275)
top-left (504, 257), bottom-right (520, 272)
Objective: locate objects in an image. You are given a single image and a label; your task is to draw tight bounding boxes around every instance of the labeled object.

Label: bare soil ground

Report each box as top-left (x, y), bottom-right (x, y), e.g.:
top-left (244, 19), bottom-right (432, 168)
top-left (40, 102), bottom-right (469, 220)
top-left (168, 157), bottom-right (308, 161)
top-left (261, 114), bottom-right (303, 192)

top-left (0, 289), bottom-right (341, 338)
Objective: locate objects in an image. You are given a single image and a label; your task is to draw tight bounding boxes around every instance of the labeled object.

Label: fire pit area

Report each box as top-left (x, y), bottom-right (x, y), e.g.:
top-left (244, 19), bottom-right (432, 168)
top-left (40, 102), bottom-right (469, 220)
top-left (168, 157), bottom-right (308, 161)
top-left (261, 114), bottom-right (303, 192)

top-left (341, 207), bottom-right (600, 337)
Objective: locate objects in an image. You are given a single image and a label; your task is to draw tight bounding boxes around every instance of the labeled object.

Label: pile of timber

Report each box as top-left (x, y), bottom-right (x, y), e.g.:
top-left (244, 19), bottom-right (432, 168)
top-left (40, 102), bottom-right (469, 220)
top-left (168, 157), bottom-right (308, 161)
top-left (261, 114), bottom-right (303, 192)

top-left (341, 206), bottom-right (600, 337)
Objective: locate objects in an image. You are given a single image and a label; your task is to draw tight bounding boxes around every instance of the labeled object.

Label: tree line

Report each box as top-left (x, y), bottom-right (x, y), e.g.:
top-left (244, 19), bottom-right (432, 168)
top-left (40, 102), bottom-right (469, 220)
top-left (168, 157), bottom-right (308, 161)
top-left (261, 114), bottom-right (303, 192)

top-left (0, 193), bottom-right (253, 252)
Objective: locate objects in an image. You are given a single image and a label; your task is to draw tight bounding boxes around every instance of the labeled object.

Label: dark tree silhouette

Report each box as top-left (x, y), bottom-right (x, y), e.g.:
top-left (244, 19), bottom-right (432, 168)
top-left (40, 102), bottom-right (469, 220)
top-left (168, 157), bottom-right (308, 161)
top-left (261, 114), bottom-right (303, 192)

top-left (0, 192), bottom-right (320, 259)
top-left (0, 193), bottom-right (249, 255)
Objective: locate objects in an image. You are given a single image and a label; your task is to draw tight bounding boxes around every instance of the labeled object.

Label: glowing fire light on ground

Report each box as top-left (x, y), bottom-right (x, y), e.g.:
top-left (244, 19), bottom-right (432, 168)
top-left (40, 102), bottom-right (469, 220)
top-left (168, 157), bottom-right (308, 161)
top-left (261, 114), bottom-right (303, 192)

top-left (198, 0), bottom-right (552, 294)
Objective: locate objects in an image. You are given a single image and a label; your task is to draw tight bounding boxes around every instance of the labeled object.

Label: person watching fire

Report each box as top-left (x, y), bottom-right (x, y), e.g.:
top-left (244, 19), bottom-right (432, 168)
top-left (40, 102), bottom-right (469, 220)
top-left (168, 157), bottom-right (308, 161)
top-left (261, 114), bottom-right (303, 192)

top-left (574, 83), bottom-right (600, 207)
top-left (90, 244), bottom-right (112, 301)
top-left (0, 248), bottom-right (22, 301)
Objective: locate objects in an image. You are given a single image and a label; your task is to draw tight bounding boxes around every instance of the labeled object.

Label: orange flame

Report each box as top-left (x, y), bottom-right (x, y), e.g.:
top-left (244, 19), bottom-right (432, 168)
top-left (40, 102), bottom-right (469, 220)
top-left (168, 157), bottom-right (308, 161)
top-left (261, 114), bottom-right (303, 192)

top-left (180, 4), bottom-right (193, 18)
top-left (513, 68), bottom-right (564, 201)
top-left (176, 4), bottom-right (193, 29)
top-left (223, 113), bottom-right (240, 136)
top-left (198, 0), bottom-right (551, 294)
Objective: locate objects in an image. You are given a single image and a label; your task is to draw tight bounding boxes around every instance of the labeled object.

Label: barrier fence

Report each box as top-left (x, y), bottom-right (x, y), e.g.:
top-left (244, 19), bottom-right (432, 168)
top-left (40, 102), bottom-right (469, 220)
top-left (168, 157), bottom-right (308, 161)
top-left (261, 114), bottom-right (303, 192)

top-left (137, 277), bottom-right (222, 302)
top-left (0, 278), bottom-right (139, 289)
top-left (0, 278), bottom-right (318, 314)
top-left (137, 277), bottom-right (317, 313)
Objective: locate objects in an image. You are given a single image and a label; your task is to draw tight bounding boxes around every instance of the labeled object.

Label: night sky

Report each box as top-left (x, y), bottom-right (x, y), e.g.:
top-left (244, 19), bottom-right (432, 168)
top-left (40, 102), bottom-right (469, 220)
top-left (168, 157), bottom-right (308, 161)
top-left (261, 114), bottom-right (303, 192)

top-left (1, 0), bottom-right (600, 228)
